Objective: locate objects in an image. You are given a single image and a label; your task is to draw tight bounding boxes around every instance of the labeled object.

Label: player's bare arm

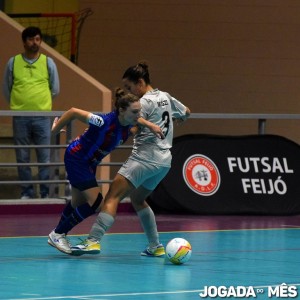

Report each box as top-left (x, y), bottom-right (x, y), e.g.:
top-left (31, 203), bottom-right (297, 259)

top-left (51, 107), bottom-right (91, 135)
top-left (137, 117), bottom-right (165, 139)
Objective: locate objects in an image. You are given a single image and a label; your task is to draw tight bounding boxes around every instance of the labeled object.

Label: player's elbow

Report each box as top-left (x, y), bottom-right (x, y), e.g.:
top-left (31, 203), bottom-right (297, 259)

top-left (66, 107), bottom-right (80, 119)
top-left (185, 107), bottom-right (191, 117)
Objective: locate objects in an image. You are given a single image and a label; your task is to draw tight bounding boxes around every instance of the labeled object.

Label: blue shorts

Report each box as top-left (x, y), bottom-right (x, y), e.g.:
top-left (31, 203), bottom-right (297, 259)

top-left (64, 151), bottom-right (98, 191)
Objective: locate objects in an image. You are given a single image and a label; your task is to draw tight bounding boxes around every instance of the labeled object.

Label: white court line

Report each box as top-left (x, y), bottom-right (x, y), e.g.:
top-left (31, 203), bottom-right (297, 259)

top-left (281, 224), bottom-right (300, 228)
top-left (7, 283), bottom-right (300, 300)
top-left (2, 226), bottom-right (300, 240)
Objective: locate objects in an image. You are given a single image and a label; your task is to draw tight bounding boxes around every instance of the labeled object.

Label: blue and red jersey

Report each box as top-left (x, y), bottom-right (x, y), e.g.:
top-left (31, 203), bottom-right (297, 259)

top-left (66, 110), bottom-right (132, 165)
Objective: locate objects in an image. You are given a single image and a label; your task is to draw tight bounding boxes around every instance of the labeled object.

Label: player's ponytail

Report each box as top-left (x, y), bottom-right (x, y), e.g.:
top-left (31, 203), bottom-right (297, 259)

top-left (115, 87), bottom-right (126, 100)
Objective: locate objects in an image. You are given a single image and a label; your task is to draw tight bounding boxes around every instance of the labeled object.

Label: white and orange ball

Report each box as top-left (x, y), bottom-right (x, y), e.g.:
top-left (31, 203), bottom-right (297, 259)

top-left (166, 238), bottom-right (192, 265)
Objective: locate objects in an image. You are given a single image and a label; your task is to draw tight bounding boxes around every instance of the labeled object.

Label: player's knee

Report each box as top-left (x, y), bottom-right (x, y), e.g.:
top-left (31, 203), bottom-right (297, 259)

top-left (132, 200), bottom-right (147, 212)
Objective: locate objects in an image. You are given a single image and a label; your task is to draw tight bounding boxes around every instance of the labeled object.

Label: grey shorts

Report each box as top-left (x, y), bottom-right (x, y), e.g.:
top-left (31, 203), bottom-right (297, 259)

top-left (118, 158), bottom-right (170, 190)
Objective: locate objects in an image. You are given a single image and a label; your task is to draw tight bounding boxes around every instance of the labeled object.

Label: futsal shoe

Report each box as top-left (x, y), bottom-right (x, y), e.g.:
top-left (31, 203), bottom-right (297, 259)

top-left (71, 238), bottom-right (101, 256)
top-left (141, 243), bottom-right (165, 257)
top-left (48, 230), bottom-right (72, 254)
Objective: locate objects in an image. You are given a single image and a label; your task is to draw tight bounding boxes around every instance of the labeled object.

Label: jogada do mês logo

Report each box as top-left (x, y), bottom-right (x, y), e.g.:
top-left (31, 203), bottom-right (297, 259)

top-left (183, 154), bottom-right (221, 196)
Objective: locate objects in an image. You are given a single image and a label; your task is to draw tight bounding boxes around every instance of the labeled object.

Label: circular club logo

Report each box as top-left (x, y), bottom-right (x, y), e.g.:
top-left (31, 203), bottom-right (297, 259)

top-left (183, 154), bottom-right (221, 196)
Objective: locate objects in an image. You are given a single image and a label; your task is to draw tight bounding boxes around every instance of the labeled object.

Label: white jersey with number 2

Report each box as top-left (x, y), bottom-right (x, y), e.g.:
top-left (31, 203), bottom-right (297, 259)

top-left (131, 88), bottom-right (187, 167)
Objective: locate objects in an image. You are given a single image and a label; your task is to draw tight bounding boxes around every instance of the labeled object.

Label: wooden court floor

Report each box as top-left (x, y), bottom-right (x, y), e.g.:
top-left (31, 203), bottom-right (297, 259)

top-left (1, 213), bottom-right (300, 300)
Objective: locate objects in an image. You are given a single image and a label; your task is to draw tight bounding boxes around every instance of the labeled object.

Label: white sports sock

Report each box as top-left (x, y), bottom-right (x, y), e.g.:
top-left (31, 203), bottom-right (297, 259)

top-left (137, 206), bottom-right (159, 247)
top-left (88, 212), bottom-right (115, 241)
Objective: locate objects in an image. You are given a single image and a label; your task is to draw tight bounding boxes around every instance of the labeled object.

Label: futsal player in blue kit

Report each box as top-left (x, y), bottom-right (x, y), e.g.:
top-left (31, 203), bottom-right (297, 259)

top-left (48, 88), bottom-right (164, 254)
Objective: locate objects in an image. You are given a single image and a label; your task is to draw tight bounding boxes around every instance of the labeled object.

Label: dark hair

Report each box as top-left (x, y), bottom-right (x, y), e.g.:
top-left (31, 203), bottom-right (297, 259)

top-left (114, 87), bottom-right (139, 114)
top-left (22, 27), bottom-right (42, 42)
top-left (122, 61), bottom-right (151, 84)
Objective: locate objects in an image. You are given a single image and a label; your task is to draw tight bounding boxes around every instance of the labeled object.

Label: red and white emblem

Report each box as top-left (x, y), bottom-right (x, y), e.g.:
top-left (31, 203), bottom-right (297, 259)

top-left (183, 154), bottom-right (221, 196)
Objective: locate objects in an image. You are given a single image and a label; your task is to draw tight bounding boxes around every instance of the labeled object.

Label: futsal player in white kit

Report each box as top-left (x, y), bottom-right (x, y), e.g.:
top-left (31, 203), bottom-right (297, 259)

top-left (71, 61), bottom-right (191, 256)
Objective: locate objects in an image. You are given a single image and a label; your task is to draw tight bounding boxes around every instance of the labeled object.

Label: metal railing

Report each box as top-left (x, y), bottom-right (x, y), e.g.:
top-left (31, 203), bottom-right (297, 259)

top-left (1, 111), bottom-right (300, 199)
top-left (189, 113), bottom-right (300, 135)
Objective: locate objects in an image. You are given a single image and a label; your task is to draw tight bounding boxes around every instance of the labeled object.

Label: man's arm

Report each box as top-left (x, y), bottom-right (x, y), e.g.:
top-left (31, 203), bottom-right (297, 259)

top-left (47, 57), bottom-right (60, 98)
top-left (2, 57), bottom-right (14, 103)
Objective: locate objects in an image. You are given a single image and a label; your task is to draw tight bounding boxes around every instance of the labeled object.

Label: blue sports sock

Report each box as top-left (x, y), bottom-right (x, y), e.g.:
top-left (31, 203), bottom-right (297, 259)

top-left (55, 202), bottom-right (95, 234)
top-left (56, 202), bottom-right (74, 228)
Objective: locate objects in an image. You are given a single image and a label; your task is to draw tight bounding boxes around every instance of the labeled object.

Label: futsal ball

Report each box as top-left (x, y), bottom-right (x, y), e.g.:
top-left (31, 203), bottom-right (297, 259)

top-left (165, 238), bottom-right (192, 265)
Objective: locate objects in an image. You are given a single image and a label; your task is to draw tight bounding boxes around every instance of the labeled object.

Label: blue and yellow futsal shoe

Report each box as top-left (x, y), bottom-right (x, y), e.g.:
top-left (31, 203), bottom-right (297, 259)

top-left (141, 243), bottom-right (165, 257)
top-left (71, 238), bottom-right (101, 256)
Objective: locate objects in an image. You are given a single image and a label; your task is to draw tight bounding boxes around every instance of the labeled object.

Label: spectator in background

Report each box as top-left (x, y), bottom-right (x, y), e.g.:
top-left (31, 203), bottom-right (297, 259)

top-left (2, 26), bottom-right (60, 199)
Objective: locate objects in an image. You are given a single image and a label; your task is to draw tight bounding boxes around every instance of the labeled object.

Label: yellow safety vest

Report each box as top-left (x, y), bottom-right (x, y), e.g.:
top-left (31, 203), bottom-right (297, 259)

top-left (10, 54), bottom-right (52, 111)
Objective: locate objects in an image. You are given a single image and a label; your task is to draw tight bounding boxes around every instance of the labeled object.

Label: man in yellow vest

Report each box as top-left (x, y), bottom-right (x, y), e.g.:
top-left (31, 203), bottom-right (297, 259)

top-left (3, 26), bottom-right (60, 199)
